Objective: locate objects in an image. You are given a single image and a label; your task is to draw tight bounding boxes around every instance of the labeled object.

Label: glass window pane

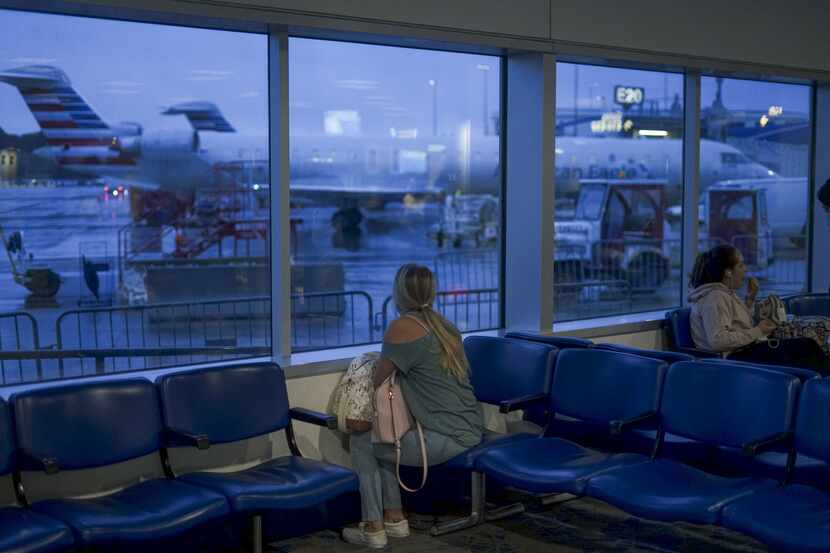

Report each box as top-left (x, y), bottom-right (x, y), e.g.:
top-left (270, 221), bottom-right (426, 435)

top-left (0, 9), bottom-right (269, 383)
top-left (289, 38), bottom-right (501, 350)
top-left (699, 77), bottom-right (810, 296)
top-left (554, 63), bottom-right (683, 322)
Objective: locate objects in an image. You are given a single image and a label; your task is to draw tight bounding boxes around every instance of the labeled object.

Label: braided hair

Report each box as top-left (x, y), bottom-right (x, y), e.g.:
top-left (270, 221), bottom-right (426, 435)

top-left (689, 244), bottom-right (740, 289)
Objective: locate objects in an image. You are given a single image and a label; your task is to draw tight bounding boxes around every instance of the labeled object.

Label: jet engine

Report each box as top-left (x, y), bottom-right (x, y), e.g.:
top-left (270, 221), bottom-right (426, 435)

top-left (137, 130), bottom-right (200, 158)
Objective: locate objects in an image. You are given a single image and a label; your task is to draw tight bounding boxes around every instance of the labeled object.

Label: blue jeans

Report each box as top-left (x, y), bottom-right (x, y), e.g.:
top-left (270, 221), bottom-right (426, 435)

top-left (349, 428), bottom-right (468, 522)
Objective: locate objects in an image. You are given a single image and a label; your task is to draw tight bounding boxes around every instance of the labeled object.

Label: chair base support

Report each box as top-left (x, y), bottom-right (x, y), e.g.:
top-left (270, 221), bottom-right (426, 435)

top-left (539, 492), bottom-right (578, 507)
top-left (484, 501), bottom-right (525, 522)
top-left (430, 473), bottom-right (486, 536)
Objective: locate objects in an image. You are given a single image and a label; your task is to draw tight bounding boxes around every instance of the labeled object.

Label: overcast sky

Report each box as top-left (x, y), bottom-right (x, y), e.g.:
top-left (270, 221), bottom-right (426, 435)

top-left (0, 8), bottom-right (810, 139)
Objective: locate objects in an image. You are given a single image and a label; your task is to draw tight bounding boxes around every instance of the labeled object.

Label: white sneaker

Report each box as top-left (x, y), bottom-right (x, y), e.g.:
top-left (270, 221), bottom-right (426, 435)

top-left (384, 519), bottom-right (410, 538)
top-left (342, 523), bottom-right (388, 549)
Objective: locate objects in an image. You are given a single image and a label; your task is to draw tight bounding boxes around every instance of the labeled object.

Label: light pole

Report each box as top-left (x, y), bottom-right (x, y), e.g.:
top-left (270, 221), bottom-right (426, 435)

top-left (429, 79), bottom-right (437, 136)
top-left (573, 65), bottom-right (579, 136)
top-left (477, 64), bottom-right (491, 135)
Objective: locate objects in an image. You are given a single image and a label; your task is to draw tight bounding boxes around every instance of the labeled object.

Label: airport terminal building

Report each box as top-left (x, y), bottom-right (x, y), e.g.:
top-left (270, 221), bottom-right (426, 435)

top-left (0, 1), bottom-right (828, 552)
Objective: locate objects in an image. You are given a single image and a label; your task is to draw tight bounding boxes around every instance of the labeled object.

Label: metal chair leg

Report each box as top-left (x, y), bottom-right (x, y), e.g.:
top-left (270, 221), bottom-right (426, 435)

top-left (252, 515), bottom-right (263, 553)
top-left (430, 472), bottom-right (486, 536)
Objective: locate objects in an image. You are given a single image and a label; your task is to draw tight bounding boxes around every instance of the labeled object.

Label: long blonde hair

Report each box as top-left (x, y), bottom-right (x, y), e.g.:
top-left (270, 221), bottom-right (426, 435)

top-left (393, 264), bottom-right (469, 381)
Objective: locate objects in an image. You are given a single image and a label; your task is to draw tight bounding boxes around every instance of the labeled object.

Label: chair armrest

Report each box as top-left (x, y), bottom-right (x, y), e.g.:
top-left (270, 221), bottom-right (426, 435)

top-left (19, 449), bottom-right (59, 475)
top-left (499, 393), bottom-right (548, 414)
top-left (290, 407), bottom-right (337, 429)
top-left (742, 431), bottom-right (792, 457)
top-left (609, 411), bottom-right (658, 435)
top-left (164, 428), bottom-right (211, 450)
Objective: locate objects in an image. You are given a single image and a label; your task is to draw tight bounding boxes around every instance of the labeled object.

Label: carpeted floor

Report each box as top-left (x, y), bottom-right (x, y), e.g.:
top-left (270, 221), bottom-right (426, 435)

top-left (267, 497), bottom-right (771, 553)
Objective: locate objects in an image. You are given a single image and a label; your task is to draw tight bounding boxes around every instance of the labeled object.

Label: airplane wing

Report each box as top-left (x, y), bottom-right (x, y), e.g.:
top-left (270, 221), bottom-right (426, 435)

top-left (290, 178), bottom-right (443, 206)
top-left (162, 101), bottom-right (235, 133)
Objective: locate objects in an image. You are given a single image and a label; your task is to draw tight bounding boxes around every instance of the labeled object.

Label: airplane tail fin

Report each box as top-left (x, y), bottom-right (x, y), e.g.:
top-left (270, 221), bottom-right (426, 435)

top-left (0, 65), bottom-right (114, 146)
top-left (162, 101), bottom-right (235, 132)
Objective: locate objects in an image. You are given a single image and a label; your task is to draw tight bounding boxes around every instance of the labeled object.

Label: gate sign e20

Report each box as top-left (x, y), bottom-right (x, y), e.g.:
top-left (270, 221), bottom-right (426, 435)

top-left (614, 86), bottom-right (644, 106)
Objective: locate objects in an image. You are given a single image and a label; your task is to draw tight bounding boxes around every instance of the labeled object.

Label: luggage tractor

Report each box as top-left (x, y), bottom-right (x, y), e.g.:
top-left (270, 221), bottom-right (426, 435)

top-left (702, 182), bottom-right (772, 269)
top-left (554, 179), bottom-right (672, 292)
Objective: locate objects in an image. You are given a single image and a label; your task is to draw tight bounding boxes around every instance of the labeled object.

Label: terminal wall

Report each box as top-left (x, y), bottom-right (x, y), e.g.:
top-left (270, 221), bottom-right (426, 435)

top-left (44, 0), bottom-right (830, 75)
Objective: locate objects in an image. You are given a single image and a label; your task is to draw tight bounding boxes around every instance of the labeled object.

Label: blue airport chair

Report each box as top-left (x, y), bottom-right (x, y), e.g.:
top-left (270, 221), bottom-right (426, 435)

top-left (12, 379), bottom-right (229, 551)
top-left (474, 349), bottom-right (666, 500)
top-left (664, 308), bottom-right (721, 358)
top-left (700, 360), bottom-right (829, 488)
top-left (584, 361), bottom-right (797, 525)
top-left (692, 359), bottom-right (827, 486)
top-left (504, 331), bottom-right (592, 427)
top-left (0, 398), bottom-right (74, 553)
top-left (591, 344), bottom-right (711, 465)
top-left (415, 336), bottom-right (557, 535)
top-left (504, 331), bottom-right (593, 350)
top-left (782, 293), bottom-right (830, 317)
top-left (722, 378), bottom-right (830, 553)
top-left (157, 363), bottom-right (358, 552)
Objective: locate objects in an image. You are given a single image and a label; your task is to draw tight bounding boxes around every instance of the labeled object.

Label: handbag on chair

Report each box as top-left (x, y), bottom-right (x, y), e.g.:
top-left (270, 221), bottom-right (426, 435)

top-left (753, 294), bottom-right (788, 326)
top-left (374, 371), bottom-right (428, 492)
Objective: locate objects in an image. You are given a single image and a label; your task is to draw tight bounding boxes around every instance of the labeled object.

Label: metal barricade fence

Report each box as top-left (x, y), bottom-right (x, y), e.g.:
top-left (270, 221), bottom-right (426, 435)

top-left (56, 297), bottom-right (272, 376)
top-left (378, 288), bottom-right (499, 334)
top-left (54, 290), bottom-right (374, 375)
top-left (291, 291), bottom-right (374, 352)
top-left (0, 312), bottom-right (41, 385)
top-left (434, 249), bottom-right (498, 291)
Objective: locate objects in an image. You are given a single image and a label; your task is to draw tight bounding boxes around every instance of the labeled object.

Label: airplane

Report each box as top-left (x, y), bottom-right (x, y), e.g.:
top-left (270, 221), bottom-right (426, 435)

top-left (0, 64), bottom-right (778, 216)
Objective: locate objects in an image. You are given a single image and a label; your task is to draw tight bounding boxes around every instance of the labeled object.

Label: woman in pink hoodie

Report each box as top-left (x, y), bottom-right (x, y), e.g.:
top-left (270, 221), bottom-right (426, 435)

top-left (688, 244), bottom-right (830, 372)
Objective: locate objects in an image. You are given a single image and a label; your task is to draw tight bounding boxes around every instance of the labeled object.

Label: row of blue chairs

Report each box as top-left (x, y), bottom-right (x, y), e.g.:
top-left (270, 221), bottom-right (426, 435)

top-left (413, 332), bottom-right (822, 536)
top-left (479, 350), bottom-right (830, 552)
top-left (459, 333), bottom-right (830, 553)
top-left (0, 362), bottom-right (358, 553)
top-left (504, 331), bottom-right (823, 481)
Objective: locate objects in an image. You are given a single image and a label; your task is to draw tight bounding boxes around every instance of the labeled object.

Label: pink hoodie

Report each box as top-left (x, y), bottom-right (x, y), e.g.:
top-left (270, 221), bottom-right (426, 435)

top-left (688, 283), bottom-right (764, 353)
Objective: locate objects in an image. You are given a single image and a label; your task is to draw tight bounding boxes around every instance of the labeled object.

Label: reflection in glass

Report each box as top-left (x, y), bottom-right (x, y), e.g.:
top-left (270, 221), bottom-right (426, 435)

top-left (289, 38), bottom-right (501, 350)
top-left (0, 9), bottom-right (269, 382)
top-left (553, 63), bottom-right (684, 322)
top-left (698, 77), bottom-right (810, 297)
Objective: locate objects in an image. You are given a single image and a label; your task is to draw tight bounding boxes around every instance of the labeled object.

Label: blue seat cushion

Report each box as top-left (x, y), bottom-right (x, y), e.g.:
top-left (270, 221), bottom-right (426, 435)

top-left (474, 437), bottom-right (648, 495)
top-left (179, 456), bottom-right (358, 512)
top-left (443, 431), bottom-right (536, 470)
top-left (31, 479), bottom-right (228, 546)
top-left (585, 458), bottom-right (777, 525)
top-left (0, 507), bottom-right (74, 553)
top-left (722, 484), bottom-right (830, 553)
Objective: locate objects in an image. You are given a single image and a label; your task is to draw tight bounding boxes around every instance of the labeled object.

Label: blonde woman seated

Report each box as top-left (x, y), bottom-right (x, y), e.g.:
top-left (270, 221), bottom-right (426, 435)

top-left (342, 264), bottom-right (484, 549)
top-left (689, 244), bottom-right (830, 372)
